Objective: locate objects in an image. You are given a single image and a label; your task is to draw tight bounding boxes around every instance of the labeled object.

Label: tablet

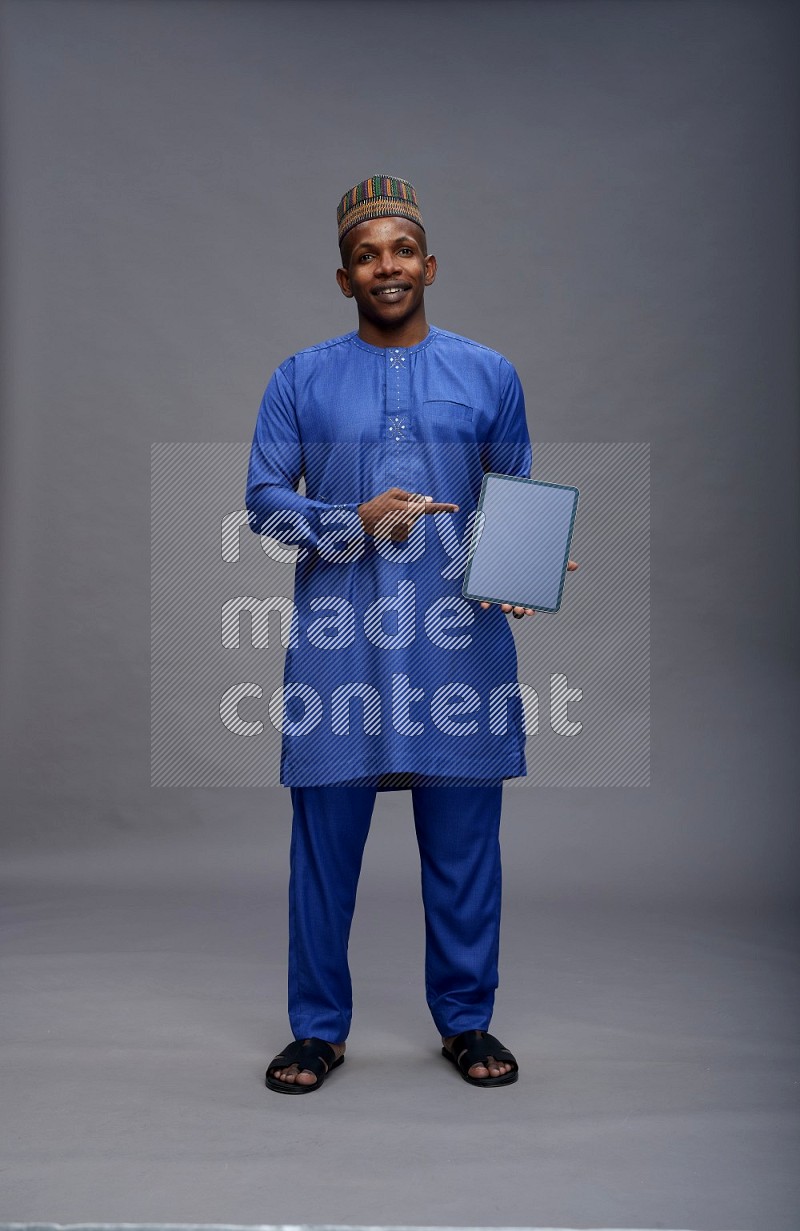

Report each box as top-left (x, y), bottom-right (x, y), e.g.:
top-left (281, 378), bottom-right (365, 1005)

top-left (462, 473), bottom-right (579, 613)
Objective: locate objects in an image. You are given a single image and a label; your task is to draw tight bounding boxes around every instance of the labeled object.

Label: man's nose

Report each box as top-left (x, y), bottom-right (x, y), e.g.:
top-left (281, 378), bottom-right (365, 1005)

top-left (376, 248), bottom-right (400, 275)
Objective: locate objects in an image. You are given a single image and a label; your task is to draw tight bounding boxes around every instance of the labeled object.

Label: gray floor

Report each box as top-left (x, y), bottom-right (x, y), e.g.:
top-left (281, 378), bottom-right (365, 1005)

top-left (1, 805), bottom-right (798, 1230)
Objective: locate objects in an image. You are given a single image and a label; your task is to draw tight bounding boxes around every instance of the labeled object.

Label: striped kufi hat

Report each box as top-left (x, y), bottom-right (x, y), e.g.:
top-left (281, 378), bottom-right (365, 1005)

top-left (337, 174), bottom-right (424, 245)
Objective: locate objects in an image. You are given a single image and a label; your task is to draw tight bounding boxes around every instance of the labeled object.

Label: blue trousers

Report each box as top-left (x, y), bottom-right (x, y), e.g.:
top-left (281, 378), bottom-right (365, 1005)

top-left (287, 778), bottom-right (504, 1041)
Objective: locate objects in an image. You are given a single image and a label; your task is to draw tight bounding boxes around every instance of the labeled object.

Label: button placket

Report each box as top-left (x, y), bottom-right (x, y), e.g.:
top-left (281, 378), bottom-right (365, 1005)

top-left (386, 347), bottom-right (410, 489)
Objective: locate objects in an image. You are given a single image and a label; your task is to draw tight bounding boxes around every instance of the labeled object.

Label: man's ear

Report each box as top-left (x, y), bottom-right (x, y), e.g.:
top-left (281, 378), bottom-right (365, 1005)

top-left (336, 267), bottom-right (353, 298)
top-left (424, 253), bottom-right (437, 286)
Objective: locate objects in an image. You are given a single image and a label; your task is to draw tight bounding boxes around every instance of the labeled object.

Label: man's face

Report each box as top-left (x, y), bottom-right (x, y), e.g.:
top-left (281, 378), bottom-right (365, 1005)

top-left (336, 216), bottom-right (436, 332)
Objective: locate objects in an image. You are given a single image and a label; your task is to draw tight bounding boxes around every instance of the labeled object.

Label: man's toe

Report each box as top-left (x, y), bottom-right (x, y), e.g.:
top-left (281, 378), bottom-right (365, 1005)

top-left (270, 1062), bottom-right (318, 1086)
top-left (470, 1056), bottom-right (508, 1078)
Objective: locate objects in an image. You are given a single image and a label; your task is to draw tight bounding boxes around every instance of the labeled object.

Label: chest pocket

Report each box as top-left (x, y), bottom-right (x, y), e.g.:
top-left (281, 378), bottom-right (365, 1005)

top-left (424, 399), bottom-right (475, 424)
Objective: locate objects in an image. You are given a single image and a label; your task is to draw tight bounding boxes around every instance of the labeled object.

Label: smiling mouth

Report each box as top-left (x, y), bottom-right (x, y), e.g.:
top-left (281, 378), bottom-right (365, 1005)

top-left (373, 285), bottom-right (410, 299)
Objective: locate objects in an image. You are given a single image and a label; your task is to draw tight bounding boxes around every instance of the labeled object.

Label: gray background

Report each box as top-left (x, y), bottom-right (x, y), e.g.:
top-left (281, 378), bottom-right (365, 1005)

top-left (0, 1), bottom-right (798, 1227)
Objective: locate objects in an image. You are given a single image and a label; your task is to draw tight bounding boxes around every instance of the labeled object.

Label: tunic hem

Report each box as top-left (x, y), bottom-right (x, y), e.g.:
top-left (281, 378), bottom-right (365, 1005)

top-left (279, 749), bottom-right (527, 789)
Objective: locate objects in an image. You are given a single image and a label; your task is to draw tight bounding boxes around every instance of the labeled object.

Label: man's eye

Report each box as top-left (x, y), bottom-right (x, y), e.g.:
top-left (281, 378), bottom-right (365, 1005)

top-left (358, 253), bottom-right (373, 262)
top-left (399, 247), bottom-right (413, 255)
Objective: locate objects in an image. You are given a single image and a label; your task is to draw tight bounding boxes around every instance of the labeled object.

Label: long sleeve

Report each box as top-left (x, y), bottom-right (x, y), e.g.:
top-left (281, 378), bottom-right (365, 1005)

top-left (480, 358), bottom-right (533, 479)
top-left (245, 358), bottom-right (362, 556)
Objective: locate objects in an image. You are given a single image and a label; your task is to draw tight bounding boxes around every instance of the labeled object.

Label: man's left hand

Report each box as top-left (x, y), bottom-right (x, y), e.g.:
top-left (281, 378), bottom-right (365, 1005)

top-left (479, 560), bottom-right (579, 618)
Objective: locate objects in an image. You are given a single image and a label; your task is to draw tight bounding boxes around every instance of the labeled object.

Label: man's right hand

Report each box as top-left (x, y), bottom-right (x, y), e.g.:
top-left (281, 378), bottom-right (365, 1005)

top-left (357, 488), bottom-right (460, 542)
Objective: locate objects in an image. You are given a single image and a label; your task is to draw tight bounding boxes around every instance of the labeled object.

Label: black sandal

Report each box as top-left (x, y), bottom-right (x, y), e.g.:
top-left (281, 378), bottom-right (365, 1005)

top-left (441, 1029), bottom-right (519, 1087)
top-left (265, 1037), bottom-right (345, 1094)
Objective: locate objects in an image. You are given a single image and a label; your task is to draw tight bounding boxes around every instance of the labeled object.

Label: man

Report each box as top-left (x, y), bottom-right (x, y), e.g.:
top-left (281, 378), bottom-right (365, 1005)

top-left (245, 174), bottom-right (576, 1093)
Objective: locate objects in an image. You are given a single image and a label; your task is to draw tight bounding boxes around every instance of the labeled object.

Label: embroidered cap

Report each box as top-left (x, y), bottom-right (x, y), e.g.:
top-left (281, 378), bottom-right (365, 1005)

top-left (337, 174), bottom-right (424, 245)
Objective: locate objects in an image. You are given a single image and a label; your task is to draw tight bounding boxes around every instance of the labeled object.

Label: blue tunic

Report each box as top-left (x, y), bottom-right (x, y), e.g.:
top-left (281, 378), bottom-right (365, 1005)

top-left (245, 324), bottom-right (533, 787)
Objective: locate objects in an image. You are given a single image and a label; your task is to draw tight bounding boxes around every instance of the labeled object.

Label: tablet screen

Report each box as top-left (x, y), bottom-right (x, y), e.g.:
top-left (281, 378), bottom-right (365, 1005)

top-left (462, 474), bottom-right (579, 612)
